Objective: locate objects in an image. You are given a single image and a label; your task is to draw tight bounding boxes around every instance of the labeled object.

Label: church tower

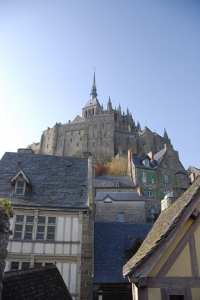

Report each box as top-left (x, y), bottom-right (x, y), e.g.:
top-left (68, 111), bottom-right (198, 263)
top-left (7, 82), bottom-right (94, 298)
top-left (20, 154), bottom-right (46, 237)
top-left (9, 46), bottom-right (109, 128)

top-left (82, 70), bottom-right (101, 118)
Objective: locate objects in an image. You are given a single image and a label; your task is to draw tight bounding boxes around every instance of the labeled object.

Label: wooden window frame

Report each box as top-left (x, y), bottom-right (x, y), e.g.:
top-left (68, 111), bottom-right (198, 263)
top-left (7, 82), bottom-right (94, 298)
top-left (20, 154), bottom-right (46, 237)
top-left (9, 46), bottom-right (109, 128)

top-left (161, 287), bottom-right (191, 300)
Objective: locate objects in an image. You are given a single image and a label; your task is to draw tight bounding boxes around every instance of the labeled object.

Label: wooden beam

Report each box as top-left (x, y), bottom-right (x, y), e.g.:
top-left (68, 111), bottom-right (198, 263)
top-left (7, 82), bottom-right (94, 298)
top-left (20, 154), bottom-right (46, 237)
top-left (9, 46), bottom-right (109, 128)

top-left (190, 208), bottom-right (200, 220)
top-left (156, 214), bottom-right (200, 277)
top-left (138, 287), bottom-right (148, 300)
top-left (148, 276), bottom-right (200, 288)
top-left (129, 193), bottom-right (200, 280)
top-left (189, 234), bottom-right (199, 276)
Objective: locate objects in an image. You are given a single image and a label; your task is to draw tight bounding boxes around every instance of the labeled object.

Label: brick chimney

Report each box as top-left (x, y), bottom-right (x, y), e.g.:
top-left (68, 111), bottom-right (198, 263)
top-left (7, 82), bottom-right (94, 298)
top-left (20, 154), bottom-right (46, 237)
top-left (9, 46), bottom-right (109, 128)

top-left (147, 151), bottom-right (154, 163)
top-left (137, 187), bottom-right (143, 196)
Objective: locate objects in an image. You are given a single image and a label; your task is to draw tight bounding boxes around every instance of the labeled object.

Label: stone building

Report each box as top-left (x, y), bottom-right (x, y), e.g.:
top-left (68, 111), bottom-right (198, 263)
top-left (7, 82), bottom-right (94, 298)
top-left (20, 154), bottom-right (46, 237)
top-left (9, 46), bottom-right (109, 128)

top-left (29, 72), bottom-right (170, 160)
top-left (128, 142), bottom-right (189, 219)
top-left (0, 151), bottom-right (93, 300)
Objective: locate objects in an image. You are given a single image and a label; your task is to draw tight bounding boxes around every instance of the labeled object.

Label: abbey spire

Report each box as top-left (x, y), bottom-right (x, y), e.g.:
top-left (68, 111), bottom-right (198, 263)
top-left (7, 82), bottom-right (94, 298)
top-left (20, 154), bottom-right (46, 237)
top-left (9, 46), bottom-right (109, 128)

top-left (90, 69), bottom-right (97, 100)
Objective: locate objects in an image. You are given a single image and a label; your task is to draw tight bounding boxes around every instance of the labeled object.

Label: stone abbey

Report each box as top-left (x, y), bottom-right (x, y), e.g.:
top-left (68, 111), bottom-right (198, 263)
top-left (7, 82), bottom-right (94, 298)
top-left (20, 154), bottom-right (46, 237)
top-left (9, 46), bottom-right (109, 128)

top-left (29, 72), bottom-right (174, 159)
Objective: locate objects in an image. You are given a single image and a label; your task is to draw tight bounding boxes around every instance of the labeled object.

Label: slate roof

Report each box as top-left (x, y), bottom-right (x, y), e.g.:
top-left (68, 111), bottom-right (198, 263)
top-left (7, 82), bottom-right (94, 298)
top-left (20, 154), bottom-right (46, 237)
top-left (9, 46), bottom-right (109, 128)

top-left (83, 97), bottom-right (101, 109)
top-left (132, 156), bottom-right (157, 169)
top-left (123, 176), bottom-right (200, 277)
top-left (95, 192), bottom-right (147, 201)
top-left (0, 152), bottom-right (89, 210)
top-left (93, 176), bottom-right (135, 188)
top-left (94, 221), bottom-right (153, 283)
top-left (132, 148), bottom-right (165, 169)
top-left (2, 265), bottom-right (72, 300)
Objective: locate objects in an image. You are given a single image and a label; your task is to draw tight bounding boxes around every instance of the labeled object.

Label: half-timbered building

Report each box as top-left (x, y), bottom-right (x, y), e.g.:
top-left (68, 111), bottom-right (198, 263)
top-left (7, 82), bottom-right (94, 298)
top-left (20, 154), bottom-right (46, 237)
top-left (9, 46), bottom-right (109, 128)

top-left (123, 176), bottom-right (200, 300)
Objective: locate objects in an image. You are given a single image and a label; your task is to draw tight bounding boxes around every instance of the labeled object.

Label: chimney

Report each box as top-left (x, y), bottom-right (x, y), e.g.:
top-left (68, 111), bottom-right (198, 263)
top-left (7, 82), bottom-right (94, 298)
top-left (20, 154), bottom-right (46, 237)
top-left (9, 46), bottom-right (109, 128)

top-left (128, 148), bottom-right (133, 162)
top-left (147, 151), bottom-right (154, 163)
top-left (161, 191), bottom-right (174, 211)
top-left (137, 187), bottom-right (143, 196)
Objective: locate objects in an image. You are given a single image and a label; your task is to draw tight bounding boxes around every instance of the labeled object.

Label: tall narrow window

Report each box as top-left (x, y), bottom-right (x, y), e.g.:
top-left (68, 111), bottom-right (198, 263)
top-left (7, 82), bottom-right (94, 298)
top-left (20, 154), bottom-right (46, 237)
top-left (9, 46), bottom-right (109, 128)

top-left (15, 181), bottom-right (26, 195)
top-left (118, 213), bottom-right (125, 222)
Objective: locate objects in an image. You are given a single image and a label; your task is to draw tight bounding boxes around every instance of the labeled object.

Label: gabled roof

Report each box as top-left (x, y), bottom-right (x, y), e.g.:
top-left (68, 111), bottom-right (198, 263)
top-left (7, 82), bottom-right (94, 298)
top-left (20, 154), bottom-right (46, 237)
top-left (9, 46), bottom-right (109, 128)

top-left (0, 152), bottom-right (89, 210)
top-left (2, 265), bottom-right (72, 300)
top-left (93, 176), bottom-right (135, 188)
top-left (94, 221), bottom-right (153, 283)
top-left (10, 169), bottom-right (30, 185)
top-left (123, 176), bottom-right (200, 277)
top-left (132, 156), bottom-right (157, 169)
top-left (72, 115), bottom-right (84, 122)
top-left (95, 192), bottom-right (147, 201)
top-left (83, 97), bottom-right (101, 109)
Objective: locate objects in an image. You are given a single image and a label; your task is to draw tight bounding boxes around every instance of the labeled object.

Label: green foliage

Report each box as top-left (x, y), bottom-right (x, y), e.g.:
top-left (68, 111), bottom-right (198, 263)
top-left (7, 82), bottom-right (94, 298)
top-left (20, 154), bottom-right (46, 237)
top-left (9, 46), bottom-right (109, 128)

top-left (0, 199), bottom-right (14, 218)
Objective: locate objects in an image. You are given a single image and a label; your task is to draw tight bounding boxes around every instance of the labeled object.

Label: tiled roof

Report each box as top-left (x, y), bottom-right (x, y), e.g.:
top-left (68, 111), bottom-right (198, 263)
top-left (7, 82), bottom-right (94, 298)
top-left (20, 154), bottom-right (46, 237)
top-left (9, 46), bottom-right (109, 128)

top-left (0, 152), bottom-right (88, 210)
top-left (123, 176), bottom-right (200, 277)
top-left (93, 176), bottom-right (135, 188)
top-left (2, 265), bottom-right (72, 300)
top-left (95, 192), bottom-right (147, 201)
top-left (94, 221), bottom-right (153, 283)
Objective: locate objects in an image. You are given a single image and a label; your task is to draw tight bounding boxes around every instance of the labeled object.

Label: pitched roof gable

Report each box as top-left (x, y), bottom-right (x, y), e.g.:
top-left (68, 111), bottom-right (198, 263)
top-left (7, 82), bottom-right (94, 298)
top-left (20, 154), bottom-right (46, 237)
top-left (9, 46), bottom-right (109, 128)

top-left (10, 169), bottom-right (30, 185)
top-left (123, 176), bottom-right (200, 277)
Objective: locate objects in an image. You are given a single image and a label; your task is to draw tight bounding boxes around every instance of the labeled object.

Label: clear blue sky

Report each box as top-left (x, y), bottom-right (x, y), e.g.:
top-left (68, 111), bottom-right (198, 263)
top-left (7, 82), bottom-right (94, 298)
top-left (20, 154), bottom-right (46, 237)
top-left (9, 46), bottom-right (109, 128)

top-left (0, 0), bottom-right (200, 169)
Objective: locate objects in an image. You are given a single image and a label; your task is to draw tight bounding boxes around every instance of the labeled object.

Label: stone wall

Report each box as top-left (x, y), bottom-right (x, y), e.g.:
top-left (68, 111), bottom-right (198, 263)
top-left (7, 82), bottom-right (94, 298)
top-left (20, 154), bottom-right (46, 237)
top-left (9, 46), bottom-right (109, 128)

top-left (0, 210), bottom-right (10, 300)
top-left (95, 201), bottom-right (146, 223)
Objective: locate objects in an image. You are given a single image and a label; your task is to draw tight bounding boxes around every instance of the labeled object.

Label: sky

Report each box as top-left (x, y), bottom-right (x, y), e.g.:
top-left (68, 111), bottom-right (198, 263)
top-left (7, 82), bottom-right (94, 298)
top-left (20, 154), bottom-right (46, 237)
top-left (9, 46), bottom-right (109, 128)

top-left (0, 0), bottom-right (200, 169)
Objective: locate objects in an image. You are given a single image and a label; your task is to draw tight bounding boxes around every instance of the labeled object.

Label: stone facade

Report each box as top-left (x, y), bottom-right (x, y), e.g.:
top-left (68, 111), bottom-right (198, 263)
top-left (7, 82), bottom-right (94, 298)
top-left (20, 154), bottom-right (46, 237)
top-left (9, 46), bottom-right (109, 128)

top-left (28, 73), bottom-right (169, 160)
top-left (128, 142), bottom-right (189, 220)
top-left (0, 210), bottom-right (10, 300)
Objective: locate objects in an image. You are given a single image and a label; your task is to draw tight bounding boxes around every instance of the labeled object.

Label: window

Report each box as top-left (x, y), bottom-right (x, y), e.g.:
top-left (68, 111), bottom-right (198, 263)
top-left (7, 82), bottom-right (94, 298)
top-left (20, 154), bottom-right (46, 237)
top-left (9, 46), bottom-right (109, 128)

top-left (22, 262), bottom-right (30, 270)
top-left (34, 262), bottom-right (43, 268)
top-left (36, 216), bottom-right (56, 241)
top-left (164, 174), bottom-right (169, 183)
top-left (148, 190), bottom-right (153, 198)
top-left (163, 189), bottom-right (170, 196)
top-left (143, 158), bottom-right (149, 167)
top-left (118, 213), bottom-right (125, 222)
top-left (169, 296), bottom-right (184, 300)
top-left (142, 171), bottom-right (146, 183)
top-left (11, 262), bottom-right (19, 271)
top-left (15, 180), bottom-right (26, 195)
top-left (14, 215), bottom-right (56, 241)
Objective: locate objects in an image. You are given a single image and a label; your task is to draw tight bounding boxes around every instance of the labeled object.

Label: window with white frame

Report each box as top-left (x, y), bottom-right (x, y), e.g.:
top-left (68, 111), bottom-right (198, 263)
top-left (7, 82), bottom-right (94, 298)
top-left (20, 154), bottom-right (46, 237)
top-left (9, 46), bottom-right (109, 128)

top-left (13, 215), bottom-right (56, 241)
top-left (15, 180), bottom-right (26, 195)
top-left (142, 171), bottom-right (146, 183)
top-left (164, 174), bottom-right (169, 183)
top-left (148, 189), bottom-right (153, 198)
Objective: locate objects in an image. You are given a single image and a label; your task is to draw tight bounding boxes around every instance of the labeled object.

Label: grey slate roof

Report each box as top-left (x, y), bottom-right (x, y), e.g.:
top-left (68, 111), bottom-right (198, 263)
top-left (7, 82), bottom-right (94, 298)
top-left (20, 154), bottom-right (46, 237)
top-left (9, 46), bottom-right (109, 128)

top-left (83, 97), bottom-right (101, 109)
top-left (95, 192), bottom-right (147, 201)
top-left (2, 265), bottom-right (72, 300)
top-left (132, 148), bottom-right (165, 169)
top-left (93, 175), bottom-right (135, 188)
top-left (123, 176), bottom-right (200, 277)
top-left (94, 221), bottom-right (153, 283)
top-left (132, 155), bottom-right (157, 169)
top-left (0, 152), bottom-right (88, 210)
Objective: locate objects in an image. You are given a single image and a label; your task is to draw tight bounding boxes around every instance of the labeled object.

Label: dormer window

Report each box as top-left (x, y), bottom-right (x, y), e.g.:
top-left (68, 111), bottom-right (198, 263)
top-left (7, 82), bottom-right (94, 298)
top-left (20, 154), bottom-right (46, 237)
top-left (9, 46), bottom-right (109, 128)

top-left (144, 158), bottom-right (149, 167)
top-left (15, 180), bottom-right (26, 195)
top-left (11, 169), bottom-right (30, 196)
top-left (104, 196), bottom-right (113, 203)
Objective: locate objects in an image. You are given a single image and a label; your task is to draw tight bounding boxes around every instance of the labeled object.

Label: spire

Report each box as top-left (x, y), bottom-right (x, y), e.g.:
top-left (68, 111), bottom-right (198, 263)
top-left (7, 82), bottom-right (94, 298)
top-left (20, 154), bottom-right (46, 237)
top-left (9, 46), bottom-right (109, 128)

top-left (164, 128), bottom-right (169, 140)
top-left (107, 96), bottom-right (112, 111)
top-left (90, 69), bottom-right (97, 100)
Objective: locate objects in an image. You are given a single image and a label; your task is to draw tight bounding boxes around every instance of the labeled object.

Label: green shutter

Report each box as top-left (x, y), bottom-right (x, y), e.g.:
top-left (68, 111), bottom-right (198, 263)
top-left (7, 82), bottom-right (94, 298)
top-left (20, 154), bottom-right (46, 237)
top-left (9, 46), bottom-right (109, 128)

top-left (156, 190), bottom-right (158, 198)
top-left (154, 173), bottom-right (156, 184)
top-left (146, 172), bottom-right (149, 183)
top-left (160, 191), bottom-right (164, 199)
top-left (140, 171), bottom-right (142, 182)
top-left (169, 174), bottom-right (172, 183)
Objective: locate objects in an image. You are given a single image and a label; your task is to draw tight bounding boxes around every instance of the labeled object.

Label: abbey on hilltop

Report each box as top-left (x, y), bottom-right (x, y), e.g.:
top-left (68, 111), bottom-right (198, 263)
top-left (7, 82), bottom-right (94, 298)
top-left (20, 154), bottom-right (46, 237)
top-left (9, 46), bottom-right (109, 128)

top-left (29, 72), bottom-right (173, 159)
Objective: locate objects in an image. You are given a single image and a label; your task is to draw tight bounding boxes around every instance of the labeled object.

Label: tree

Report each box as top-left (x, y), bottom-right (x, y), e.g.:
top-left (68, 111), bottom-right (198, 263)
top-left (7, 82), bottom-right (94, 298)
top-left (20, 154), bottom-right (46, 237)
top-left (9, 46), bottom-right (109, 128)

top-left (106, 157), bottom-right (128, 176)
top-left (0, 199), bottom-right (14, 218)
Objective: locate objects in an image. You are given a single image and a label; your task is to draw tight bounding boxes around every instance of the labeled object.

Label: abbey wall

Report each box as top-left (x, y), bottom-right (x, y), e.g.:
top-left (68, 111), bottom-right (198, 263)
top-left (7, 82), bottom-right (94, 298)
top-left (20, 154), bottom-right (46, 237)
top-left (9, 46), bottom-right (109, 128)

top-left (29, 73), bottom-right (169, 160)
